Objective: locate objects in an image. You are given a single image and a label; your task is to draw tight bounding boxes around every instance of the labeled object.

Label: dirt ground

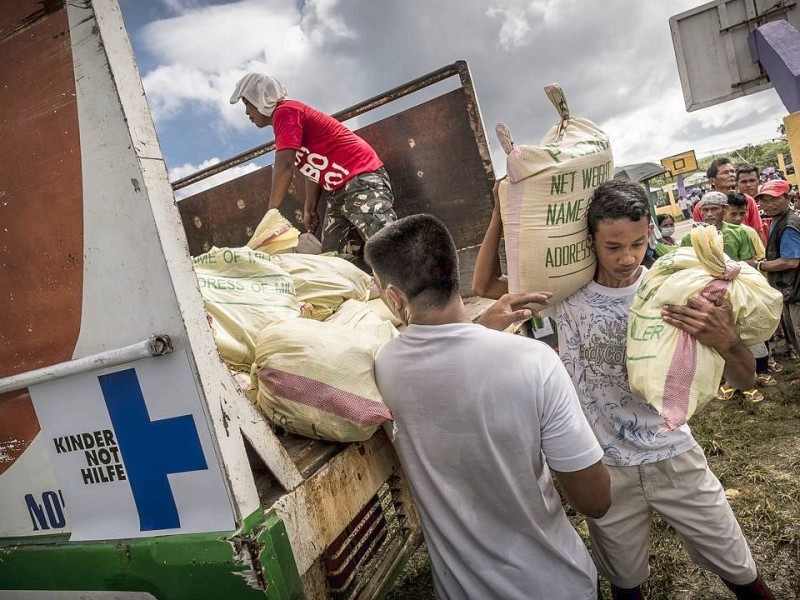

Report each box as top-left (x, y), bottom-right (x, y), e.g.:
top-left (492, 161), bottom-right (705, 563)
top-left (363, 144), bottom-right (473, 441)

top-left (388, 358), bottom-right (800, 600)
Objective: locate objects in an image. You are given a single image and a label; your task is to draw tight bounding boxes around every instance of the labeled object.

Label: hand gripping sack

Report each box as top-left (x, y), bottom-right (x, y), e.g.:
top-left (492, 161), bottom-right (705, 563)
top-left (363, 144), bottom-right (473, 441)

top-left (246, 208), bottom-right (300, 254)
top-left (253, 318), bottom-right (392, 442)
top-left (627, 225), bottom-right (783, 429)
top-left (193, 247), bottom-right (300, 371)
top-left (496, 84), bottom-right (612, 310)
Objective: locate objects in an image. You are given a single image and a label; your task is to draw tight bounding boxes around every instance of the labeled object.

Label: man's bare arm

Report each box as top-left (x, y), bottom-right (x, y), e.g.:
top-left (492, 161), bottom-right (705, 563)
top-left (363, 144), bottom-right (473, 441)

top-left (472, 180), bottom-right (510, 299)
top-left (268, 149), bottom-right (296, 210)
top-left (661, 291), bottom-right (756, 391)
top-left (760, 257), bottom-right (800, 273)
top-left (553, 461), bottom-right (611, 519)
top-left (473, 292), bottom-right (552, 331)
top-left (304, 181), bottom-right (321, 233)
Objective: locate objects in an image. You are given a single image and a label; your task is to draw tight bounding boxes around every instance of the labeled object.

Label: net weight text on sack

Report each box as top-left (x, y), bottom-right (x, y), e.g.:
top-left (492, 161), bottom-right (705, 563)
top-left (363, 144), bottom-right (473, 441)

top-left (543, 159), bottom-right (611, 271)
top-left (547, 161), bottom-right (613, 225)
top-left (549, 162), bottom-right (612, 197)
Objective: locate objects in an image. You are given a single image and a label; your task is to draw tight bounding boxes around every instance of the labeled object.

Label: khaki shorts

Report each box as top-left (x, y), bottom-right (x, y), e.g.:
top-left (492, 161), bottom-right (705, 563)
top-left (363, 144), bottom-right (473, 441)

top-left (587, 445), bottom-right (757, 589)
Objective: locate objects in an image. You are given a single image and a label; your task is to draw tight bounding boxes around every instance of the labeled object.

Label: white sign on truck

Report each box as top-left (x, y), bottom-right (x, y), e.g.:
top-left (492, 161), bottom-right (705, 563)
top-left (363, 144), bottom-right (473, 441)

top-left (29, 351), bottom-right (235, 541)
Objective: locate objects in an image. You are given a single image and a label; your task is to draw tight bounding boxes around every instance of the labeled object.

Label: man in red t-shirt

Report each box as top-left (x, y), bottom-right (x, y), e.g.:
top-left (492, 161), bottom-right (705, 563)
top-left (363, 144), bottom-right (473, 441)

top-left (230, 73), bottom-right (396, 256)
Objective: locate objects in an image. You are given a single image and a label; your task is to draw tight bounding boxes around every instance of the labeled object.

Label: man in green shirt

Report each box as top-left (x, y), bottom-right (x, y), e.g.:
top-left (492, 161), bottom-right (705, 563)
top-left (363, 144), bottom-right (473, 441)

top-left (681, 191), bottom-right (756, 265)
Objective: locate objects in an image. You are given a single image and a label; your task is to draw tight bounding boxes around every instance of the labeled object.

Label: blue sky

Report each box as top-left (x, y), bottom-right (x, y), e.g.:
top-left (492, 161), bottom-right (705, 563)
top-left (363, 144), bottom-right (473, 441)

top-left (118, 0), bottom-right (790, 198)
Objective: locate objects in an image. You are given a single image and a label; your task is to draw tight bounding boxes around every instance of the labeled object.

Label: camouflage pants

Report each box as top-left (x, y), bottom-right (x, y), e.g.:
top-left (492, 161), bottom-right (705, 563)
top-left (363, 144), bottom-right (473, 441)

top-left (320, 167), bottom-right (397, 254)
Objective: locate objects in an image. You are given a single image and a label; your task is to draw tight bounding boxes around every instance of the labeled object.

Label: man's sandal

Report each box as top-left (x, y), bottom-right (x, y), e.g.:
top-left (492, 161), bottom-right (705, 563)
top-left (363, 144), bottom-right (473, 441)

top-left (743, 389), bottom-right (765, 404)
top-left (715, 384), bottom-right (736, 401)
top-left (757, 374), bottom-right (778, 387)
top-left (767, 361), bottom-right (783, 373)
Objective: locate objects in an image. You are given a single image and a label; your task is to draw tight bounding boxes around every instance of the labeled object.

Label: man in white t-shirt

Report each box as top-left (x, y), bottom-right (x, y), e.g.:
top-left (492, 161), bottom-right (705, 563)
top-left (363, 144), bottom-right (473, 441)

top-left (472, 179), bottom-right (774, 599)
top-left (365, 214), bottom-right (611, 600)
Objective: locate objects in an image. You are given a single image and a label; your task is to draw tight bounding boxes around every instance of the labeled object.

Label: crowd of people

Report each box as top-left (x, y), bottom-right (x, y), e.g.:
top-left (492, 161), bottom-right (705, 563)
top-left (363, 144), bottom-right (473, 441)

top-left (373, 172), bottom-right (796, 599)
top-left (230, 74), bottom-right (796, 598)
top-left (370, 174), bottom-right (792, 600)
top-left (658, 158), bottom-right (800, 404)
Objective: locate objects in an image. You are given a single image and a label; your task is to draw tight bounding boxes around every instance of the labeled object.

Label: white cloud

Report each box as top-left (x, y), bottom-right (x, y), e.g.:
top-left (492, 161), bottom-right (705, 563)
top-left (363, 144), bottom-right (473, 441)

top-left (487, 7), bottom-right (532, 51)
top-left (141, 0), bottom-right (304, 71)
top-left (602, 86), bottom-right (786, 167)
top-left (159, 0), bottom-right (203, 14)
top-left (301, 0), bottom-right (355, 44)
top-left (124, 0), bottom-right (791, 182)
top-left (138, 0), bottom-right (363, 131)
top-left (141, 65), bottom-right (219, 121)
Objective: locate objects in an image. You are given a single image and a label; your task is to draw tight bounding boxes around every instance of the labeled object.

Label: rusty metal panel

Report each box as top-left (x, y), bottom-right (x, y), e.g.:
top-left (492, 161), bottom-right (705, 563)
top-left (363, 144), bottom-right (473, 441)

top-left (0, 0), bottom-right (83, 378)
top-left (178, 168), bottom-right (308, 256)
top-left (356, 88), bottom-right (494, 250)
top-left (178, 87), bottom-right (494, 255)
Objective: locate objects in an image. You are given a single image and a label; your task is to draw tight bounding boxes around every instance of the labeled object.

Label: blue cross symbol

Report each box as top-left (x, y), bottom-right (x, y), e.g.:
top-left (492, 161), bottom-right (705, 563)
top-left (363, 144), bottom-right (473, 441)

top-left (98, 368), bottom-right (209, 531)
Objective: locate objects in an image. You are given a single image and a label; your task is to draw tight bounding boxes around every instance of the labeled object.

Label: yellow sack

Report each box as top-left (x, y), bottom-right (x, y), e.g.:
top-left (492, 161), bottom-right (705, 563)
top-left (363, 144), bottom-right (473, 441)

top-left (270, 253), bottom-right (372, 320)
top-left (325, 299), bottom-right (399, 343)
top-left (366, 297), bottom-right (404, 327)
top-left (496, 84), bottom-right (612, 312)
top-left (627, 225), bottom-right (783, 429)
top-left (193, 247), bottom-right (300, 371)
top-left (247, 209), bottom-right (300, 254)
top-left (253, 318), bottom-right (392, 442)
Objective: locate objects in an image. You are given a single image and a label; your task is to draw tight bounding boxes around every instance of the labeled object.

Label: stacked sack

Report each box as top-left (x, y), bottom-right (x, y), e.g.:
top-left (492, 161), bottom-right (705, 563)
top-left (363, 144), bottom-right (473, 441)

top-left (270, 253), bottom-right (373, 320)
top-left (496, 84), bottom-right (613, 312)
top-left (247, 208), bottom-right (301, 254)
top-left (252, 302), bottom-right (397, 442)
top-left (627, 225), bottom-right (783, 430)
top-left (192, 209), bottom-right (396, 442)
top-left (193, 246), bottom-right (299, 372)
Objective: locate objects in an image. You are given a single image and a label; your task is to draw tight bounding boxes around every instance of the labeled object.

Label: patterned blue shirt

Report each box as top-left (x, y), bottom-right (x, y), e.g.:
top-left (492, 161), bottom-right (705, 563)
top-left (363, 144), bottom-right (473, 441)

top-left (556, 268), bottom-right (697, 466)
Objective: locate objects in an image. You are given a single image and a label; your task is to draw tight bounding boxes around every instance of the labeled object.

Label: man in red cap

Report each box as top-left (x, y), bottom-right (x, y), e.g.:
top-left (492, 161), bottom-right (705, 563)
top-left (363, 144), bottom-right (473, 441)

top-left (755, 179), bottom-right (800, 359)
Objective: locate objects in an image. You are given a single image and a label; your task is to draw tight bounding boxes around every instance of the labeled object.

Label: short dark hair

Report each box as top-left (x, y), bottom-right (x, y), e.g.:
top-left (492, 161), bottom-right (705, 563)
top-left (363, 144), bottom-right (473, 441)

top-left (735, 164), bottom-right (758, 180)
top-left (587, 179), bottom-right (650, 234)
top-left (706, 157), bottom-right (731, 179)
top-left (656, 213), bottom-right (674, 226)
top-left (726, 190), bottom-right (748, 209)
top-left (364, 214), bottom-right (459, 307)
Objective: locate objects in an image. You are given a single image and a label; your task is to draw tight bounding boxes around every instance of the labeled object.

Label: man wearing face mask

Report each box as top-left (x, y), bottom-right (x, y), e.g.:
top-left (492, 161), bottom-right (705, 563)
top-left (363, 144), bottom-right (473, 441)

top-left (367, 214), bottom-right (611, 600)
top-left (230, 73), bottom-right (397, 256)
